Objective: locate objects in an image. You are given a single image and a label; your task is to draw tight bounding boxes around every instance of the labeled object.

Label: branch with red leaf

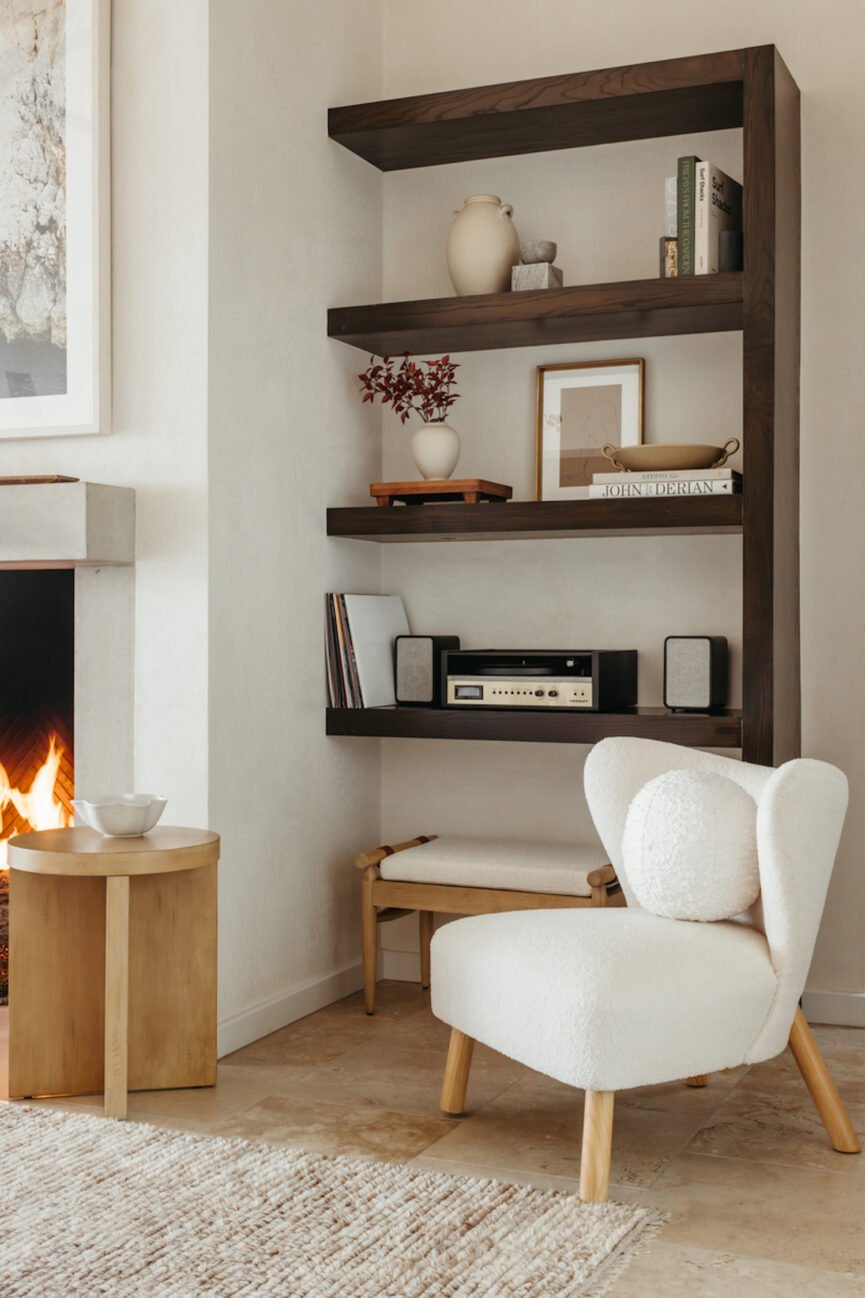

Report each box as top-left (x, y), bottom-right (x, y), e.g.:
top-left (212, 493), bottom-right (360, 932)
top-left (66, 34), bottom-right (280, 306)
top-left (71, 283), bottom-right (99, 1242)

top-left (358, 352), bottom-right (460, 425)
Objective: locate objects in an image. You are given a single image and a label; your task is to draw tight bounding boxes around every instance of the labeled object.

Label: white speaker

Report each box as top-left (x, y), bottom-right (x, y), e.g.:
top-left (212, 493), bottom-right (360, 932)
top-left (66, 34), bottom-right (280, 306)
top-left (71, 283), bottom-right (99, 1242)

top-left (664, 636), bottom-right (728, 711)
top-left (394, 635), bottom-right (459, 706)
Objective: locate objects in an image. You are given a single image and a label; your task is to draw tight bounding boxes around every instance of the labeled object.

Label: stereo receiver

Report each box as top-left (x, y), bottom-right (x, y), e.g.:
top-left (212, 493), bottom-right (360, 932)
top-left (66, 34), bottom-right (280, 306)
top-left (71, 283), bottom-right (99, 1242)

top-left (443, 649), bottom-right (637, 712)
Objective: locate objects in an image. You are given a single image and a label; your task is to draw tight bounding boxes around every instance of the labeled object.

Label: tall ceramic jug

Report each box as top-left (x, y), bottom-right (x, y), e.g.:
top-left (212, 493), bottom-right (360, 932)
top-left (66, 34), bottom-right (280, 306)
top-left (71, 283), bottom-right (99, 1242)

top-left (447, 195), bottom-right (520, 296)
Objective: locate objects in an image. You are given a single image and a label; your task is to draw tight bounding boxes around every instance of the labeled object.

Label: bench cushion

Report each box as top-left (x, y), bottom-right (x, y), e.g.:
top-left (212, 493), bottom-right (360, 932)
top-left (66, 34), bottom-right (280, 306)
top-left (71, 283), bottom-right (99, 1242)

top-left (378, 836), bottom-right (608, 898)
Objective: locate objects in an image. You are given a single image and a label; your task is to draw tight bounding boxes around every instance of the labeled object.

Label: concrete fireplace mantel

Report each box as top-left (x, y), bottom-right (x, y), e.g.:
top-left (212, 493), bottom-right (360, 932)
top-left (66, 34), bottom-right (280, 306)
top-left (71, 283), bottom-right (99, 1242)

top-left (0, 482), bottom-right (134, 568)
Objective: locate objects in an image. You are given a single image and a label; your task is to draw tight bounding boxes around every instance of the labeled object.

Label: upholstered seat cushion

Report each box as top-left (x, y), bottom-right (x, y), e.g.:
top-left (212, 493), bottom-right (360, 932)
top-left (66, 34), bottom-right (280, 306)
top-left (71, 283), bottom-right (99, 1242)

top-left (431, 908), bottom-right (778, 1091)
top-left (378, 836), bottom-right (608, 897)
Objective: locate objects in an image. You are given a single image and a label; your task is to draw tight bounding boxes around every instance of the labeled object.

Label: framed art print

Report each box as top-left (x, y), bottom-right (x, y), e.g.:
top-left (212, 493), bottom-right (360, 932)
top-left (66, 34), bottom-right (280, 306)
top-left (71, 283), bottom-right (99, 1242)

top-left (535, 359), bottom-right (644, 499)
top-left (0, 0), bottom-right (110, 438)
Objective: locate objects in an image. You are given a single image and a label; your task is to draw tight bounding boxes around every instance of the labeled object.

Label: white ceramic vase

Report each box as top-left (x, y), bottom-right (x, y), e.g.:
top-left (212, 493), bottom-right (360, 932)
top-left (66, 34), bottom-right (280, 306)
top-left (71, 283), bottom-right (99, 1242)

top-left (447, 194), bottom-right (520, 296)
top-left (411, 421), bottom-right (461, 480)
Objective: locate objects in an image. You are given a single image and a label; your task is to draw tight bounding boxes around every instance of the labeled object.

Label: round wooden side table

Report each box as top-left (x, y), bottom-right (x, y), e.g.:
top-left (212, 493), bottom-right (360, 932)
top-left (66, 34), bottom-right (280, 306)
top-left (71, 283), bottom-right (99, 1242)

top-left (7, 826), bottom-right (220, 1120)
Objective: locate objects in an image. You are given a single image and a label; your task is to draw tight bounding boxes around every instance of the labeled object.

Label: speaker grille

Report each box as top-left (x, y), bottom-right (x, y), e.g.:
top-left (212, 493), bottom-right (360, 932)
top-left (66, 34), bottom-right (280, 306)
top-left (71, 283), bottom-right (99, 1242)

top-left (666, 638), bottom-right (711, 708)
top-left (395, 638), bottom-right (433, 703)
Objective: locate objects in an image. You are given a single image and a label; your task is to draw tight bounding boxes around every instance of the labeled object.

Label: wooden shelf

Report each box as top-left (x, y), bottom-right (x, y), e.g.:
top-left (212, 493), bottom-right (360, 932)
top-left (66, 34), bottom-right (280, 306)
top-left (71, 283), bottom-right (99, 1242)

top-left (329, 49), bottom-right (745, 171)
top-left (327, 706), bottom-right (743, 747)
top-left (328, 494), bottom-right (743, 542)
top-left (328, 275), bottom-right (743, 356)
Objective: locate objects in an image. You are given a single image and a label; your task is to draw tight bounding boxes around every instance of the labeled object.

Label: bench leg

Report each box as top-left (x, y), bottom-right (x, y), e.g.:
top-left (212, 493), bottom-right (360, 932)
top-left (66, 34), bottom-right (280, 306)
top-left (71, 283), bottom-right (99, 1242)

top-left (104, 876), bottom-right (130, 1119)
top-left (419, 911), bottom-right (434, 989)
top-left (361, 866), bottom-right (378, 1015)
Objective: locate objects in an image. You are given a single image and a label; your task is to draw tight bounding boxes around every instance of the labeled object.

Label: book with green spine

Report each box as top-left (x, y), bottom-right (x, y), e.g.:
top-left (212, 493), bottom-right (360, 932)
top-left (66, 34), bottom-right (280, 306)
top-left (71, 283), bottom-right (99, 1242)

top-left (677, 154), bottom-right (700, 275)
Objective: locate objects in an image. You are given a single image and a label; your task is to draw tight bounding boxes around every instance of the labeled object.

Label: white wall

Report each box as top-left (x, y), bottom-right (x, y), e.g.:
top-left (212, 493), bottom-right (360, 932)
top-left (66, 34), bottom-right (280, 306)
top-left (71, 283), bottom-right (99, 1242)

top-left (0, 0), bottom-right (211, 826)
top-left (377, 0), bottom-right (865, 1009)
top-left (208, 0), bottom-right (384, 1050)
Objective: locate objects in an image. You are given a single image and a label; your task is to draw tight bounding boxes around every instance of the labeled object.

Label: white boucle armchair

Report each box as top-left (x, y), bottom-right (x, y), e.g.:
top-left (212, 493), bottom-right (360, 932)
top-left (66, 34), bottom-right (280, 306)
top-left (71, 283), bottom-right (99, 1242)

top-left (431, 737), bottom-right (860, 1202)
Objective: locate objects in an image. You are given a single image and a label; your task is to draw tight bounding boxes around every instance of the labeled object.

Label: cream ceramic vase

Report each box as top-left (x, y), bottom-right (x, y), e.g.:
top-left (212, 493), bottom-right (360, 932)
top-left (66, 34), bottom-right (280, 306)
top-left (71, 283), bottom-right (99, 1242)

top-left (447, 194), bottom-right (520, 296)
top-left (411, 421), bottom-right (461, 480)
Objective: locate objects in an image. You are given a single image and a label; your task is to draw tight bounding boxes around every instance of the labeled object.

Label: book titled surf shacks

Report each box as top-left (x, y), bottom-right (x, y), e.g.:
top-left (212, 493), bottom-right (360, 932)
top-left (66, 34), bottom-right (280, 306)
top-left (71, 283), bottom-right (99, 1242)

top-left (677, 156), bottom-right (742, 275)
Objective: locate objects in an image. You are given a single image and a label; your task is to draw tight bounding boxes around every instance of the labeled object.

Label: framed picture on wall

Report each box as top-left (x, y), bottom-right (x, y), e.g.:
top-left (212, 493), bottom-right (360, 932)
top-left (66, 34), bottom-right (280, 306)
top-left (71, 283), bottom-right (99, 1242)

top-left (0, 0), bottom-right (110, 439)
top-left (535, 359), bottom-right (644, 500)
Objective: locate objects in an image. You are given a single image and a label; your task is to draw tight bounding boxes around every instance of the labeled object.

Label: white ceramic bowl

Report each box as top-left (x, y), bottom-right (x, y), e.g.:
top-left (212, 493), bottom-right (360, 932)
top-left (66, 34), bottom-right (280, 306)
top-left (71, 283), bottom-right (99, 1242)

top-left (72, 794), bottom-right (167, 838)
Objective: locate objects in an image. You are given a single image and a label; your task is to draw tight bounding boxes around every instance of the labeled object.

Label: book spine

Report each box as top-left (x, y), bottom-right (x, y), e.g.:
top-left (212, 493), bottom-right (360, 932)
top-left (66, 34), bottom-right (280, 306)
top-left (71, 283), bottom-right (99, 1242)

top-left (664, 175), bottom-right (677, 237)
top-left (592, 468), bottom-right (740, 484)
top-left (695, 160), bottom-right (710, 275)
top-left (589, 480), bottom-right (739, 498)
top-left (677, 155), bottom-right (698, 276)
top-left (326, 594), bottom-right (346, 708)
top-left (332, 593), bottom-right (355, 707)
top-left (338, 593), bottom-right (364, 708)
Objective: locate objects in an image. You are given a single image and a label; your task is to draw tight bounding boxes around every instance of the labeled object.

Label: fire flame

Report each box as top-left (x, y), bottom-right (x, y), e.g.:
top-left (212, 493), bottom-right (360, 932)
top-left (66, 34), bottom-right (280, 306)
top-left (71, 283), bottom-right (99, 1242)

top-left (0, 735), bottom-right (72, 868)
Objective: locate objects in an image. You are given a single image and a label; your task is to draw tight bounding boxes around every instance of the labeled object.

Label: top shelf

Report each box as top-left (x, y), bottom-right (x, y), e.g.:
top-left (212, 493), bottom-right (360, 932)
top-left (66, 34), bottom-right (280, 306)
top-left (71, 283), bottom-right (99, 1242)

top-left (329, 48), bottom-right (747, 171)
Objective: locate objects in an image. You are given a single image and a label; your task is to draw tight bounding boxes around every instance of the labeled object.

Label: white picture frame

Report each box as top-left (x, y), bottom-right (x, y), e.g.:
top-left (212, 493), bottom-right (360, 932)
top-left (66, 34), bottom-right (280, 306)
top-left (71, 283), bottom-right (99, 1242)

top-left (0, 0), bottom-right (110, 439)
top-left (535, 359), bottom-right (644, 500)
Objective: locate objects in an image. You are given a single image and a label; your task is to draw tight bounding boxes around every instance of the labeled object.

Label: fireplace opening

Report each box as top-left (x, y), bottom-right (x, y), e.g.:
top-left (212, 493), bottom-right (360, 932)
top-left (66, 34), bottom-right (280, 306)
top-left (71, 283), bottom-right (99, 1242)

top-left (0, 570), bottom-right (75, 1006)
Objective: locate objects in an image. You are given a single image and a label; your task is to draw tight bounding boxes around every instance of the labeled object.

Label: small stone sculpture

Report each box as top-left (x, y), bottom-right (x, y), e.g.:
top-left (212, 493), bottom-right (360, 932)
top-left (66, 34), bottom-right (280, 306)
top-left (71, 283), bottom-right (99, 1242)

top-left (512, 240), bottom-right (563, 290)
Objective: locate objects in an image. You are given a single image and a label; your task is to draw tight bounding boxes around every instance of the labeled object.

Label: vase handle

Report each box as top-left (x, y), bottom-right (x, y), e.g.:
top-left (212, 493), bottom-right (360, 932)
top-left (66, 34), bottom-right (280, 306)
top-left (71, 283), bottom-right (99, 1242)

top-left (601, 443), bottom-right (626, 471)
top-left (499, 202), bottom-right (514, 219)
top-left (712, 437), bottom-right (740, 467)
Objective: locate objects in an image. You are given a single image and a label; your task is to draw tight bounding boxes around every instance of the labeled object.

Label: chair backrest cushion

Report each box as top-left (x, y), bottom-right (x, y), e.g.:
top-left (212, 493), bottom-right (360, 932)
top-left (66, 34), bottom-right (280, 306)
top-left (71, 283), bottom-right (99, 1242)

top-left (623, 769), bottom-right (761, 921)
top-left (585, 737), bottom-right (849, 1061)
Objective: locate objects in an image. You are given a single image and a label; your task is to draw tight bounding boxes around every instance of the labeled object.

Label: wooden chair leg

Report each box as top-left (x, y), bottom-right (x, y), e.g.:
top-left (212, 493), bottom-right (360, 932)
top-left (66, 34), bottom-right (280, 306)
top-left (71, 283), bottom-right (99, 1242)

top-left (580, 1090), bottom-right (615, 1203)
top-left (361, 866), bottom-right (378, 1016)
top-left (440, 1028), bottom-right (474, 1115)
top-left (685, 1075), bottom-right (709, 1087)
top-left (788, 1007), bottom-right (861, 1154)
top-left (419, 910), bottom-right (434, 989)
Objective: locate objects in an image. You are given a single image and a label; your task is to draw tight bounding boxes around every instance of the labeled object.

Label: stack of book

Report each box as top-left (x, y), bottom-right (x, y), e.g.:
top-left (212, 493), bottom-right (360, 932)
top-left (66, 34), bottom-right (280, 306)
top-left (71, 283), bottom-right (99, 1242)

top-left (659, 157), bottom-right (742, 278)
top-left (325, 592), bottom-right (409, 708)
top-left (589, 468), bottom-right (742, 499)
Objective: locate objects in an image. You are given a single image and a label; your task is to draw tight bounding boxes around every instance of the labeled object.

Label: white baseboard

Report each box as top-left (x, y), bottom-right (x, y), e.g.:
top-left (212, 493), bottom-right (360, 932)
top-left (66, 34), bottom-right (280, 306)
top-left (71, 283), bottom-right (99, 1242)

top-left (802, 988), bottom-right (865, 1028)
top-left (217, 960), bottom-right (364, 1057)
top-left (381, 949), bottom-right (422, 983)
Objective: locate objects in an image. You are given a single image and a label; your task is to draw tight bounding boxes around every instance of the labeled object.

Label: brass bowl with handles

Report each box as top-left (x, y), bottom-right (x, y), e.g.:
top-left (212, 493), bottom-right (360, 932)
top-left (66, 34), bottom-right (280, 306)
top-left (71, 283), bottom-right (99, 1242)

top-left (601, 438), bottom-right (740, 472)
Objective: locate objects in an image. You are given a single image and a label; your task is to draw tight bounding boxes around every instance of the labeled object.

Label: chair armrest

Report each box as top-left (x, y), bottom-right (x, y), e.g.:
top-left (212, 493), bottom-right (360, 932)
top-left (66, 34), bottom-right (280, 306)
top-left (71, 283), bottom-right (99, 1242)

top-left (354, 834), bottom-right (439, 871)
top-left (586, 863), bottom-right (618, 889)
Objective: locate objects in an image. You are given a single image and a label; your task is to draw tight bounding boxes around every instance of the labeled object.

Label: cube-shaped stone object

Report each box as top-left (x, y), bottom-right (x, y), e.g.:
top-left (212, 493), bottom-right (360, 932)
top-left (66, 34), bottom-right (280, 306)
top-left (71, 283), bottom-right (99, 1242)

top-left (511, 262), bottom-right (564, 291)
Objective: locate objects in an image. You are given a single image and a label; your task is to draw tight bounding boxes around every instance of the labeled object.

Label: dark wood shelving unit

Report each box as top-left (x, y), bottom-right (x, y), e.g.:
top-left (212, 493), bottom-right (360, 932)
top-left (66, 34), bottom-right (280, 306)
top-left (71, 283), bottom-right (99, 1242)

top-left (327, 46), bottom-right (801, 765)
top-left (328, 494), bottom-right (743, 542)
top-left (327, 275), bottom-right (743, 357)
top-left (327, 706), bottom-right (743, 748)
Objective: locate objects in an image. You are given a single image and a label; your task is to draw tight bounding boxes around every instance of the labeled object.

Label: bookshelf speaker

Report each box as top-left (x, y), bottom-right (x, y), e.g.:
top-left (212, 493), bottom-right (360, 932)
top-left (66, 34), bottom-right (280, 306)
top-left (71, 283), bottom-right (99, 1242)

top-left (395, 635), bottom-right (460, 706)
top-left (664, 636), bottom-right (728, 712)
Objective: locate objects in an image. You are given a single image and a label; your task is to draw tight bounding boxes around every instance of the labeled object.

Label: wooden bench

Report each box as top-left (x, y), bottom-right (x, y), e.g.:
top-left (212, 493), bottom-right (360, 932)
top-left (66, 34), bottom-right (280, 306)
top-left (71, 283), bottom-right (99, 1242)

top-left (355, 833), bottom-right (622, 1014)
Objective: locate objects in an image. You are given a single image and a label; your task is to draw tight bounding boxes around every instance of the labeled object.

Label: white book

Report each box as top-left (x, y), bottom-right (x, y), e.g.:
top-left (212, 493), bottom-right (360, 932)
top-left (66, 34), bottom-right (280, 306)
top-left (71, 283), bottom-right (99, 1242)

top-left (664, 175), bottom-right (677, 237)
top-left (341, 594), bottom-right (410, 708)
top-left (589, 480), bottom-right (739, 498)
top-left (593, 467), bottom-right (741, 485)
top-left (695, 161), bottom-right (742, 274)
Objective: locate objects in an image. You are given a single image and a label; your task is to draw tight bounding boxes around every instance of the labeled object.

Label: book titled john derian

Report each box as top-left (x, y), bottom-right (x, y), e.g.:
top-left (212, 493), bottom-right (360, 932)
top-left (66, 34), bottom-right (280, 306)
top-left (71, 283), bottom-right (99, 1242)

top-left (590, 468), bottom-right (742, 499)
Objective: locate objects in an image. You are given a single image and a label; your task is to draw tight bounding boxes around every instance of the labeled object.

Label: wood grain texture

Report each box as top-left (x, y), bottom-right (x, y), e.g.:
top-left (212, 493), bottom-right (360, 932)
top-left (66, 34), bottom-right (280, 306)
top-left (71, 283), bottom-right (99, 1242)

top-left (328, 275), bottom-right (744, 356)
top-left (370, 878), bottom-right (601, 917)
top-left (741, 46), bottom-right (801, 765)
top-left (327, 705), bottom-right (743, 747)
top-left (104, 875), bottom-right (129, 1119)
top-left (8, 826), bottom-right (220, 877)
top-left (329, 50), bottom-right (744, 169)
top-left (580, 1090), bottom-right (615, 1203)
top-left (127, 863), bottom-right (218, 1092)
top-left (8, 870), bottom-right (106, 1098)
top-left (788, 1008), bottom-right (860, 1154)
top-left (328, 494), bottom-right (743, 542)
top-left (440, 1028), bottom-right (475, 1115)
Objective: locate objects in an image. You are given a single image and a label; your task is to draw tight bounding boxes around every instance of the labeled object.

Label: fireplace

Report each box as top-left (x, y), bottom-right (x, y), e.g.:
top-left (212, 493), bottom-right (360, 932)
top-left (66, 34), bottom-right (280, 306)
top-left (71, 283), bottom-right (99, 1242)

top-left (0, 571), bottom-right (75, 1005)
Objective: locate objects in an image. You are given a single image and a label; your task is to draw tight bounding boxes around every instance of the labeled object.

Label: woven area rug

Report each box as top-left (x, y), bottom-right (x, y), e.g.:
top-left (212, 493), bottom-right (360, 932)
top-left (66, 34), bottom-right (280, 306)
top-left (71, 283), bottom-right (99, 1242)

top-left (0, 1105), bottom-right (659, 1297)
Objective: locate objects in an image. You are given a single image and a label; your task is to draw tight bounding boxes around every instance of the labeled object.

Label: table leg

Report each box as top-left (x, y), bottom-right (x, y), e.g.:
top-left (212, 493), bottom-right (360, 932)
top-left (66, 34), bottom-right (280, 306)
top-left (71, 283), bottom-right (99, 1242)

top-left (104, 876), bottom-right (130, 1119)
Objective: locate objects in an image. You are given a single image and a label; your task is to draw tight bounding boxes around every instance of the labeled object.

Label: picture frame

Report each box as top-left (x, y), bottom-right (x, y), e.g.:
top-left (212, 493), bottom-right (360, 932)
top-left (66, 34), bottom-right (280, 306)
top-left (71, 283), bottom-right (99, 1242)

top-left (0, 0), bottom-right (110, 439)
top-left (535, 359), bottom-right (644, 500)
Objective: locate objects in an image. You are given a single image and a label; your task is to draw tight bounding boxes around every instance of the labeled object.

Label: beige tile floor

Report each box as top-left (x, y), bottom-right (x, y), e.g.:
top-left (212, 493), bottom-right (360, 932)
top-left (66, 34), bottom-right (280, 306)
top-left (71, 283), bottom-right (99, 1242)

top-left (2, 983), bottom-right (865, 1295)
